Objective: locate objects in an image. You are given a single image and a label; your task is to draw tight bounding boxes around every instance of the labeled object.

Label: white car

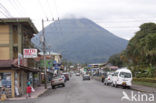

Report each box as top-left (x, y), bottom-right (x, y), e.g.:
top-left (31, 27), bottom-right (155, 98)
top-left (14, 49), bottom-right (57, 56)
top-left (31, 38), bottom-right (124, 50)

top-left (76, 73), bottom-right (80, 76)
top-left (104, 74), bottom-right (113, 85)
top-left (51, 76), bottom-right (65, 89)
top-left (83, 74), bottom-right (90, 80)
top-left (112, 68), bottom-right (132, 88)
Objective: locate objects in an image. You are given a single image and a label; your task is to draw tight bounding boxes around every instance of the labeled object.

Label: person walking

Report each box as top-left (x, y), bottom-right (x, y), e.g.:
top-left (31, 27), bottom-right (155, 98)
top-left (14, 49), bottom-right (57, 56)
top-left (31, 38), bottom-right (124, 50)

top-left (27, 80), bottom-right (31, 86)
top-left (26, 84), bottom-right (31, 98)
top-left (101, 74), bottom-right (105, 82)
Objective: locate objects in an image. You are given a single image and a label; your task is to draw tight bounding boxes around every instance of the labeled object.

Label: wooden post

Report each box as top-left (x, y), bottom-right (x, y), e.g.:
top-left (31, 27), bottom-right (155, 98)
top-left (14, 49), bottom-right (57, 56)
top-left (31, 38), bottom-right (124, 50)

top-left (11, 71), bottom-right (15, 98)
top-left (42, 19), bottom-right (47, 89)
top-left (18, 24), bottom-right (22, 54)
top-left (9, 25), bottom-right (13, 59)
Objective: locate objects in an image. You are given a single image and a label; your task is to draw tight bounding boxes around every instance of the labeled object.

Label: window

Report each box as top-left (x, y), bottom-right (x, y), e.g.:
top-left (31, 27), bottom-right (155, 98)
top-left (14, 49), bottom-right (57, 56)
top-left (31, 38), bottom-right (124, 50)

top-left (119, 72), bottom-right (131, 78)
top-left (13, 25), bottom-right (18, 44)
top-left (114, 72), bottom-right (118, 76)
top-left (0, 72), bottom-right (12, 97)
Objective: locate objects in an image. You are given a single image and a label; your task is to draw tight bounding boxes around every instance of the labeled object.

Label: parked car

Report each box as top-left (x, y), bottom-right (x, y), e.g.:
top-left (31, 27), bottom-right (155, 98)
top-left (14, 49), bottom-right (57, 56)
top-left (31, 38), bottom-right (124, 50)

top-left (83, 74), bottom-right (90, 80)
top-left (76, 73), bottom-right (80, 76)
top-left (62, 73), bottom-right (70, 81)
top-left (51, 76), bottom-right (65, 89)
top-left (104, 74), bottom-right (113, 85)
top-left (61, 74), bottom-right (66, 82)
top-left (112, 68), bottom-right (132, 88)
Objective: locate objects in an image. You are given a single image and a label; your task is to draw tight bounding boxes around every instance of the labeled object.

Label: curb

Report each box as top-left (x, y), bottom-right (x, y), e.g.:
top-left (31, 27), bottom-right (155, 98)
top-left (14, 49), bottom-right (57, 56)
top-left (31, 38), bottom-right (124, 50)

top-left (131, 87), bottom-right (156, 93)
top-left (93, 76), bottom-right (156, 93)
top-left (37, 87), bottom-right (51, 97)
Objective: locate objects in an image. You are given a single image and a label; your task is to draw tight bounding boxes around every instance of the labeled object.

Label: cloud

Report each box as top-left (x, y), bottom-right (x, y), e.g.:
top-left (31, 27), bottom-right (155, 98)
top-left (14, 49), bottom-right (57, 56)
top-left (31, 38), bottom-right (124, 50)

top-left (1, 0), bottom-right (156, 39)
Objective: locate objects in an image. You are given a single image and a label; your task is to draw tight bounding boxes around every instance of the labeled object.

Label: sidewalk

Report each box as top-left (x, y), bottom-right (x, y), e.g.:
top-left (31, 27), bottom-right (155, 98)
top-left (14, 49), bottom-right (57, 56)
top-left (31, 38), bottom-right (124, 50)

top-left (131, 84), bottom-right (156, 93)
top-left (8, 83), bottom-right (51, 101)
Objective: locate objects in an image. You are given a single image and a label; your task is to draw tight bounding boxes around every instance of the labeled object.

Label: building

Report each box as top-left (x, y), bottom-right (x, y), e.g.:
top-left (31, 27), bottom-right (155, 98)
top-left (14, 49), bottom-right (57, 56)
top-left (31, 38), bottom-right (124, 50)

top-left (38, 52), bottom-right (62, 69)
top-left (38, 52), bottom-right (62, 63)
top-left (0, 18), bottom-right (39, 98)
top-left (38, 52), bottom-right (62, 81)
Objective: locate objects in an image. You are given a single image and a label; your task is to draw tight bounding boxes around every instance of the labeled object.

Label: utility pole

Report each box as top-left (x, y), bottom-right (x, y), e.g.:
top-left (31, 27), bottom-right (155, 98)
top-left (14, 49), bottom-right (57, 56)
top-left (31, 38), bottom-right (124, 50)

top-left (41, 18), bottom-right (58, 89)
top-left (42, 19), bottom-right (47, 89)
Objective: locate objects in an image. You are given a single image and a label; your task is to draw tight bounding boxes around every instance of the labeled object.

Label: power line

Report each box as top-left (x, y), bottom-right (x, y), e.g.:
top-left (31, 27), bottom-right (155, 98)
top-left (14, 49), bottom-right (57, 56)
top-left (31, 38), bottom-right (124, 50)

top-left (0, 9), bottom-right (9, 17)
top-left (51, 0), bottom-right (64, 37)
top-left (15, 0), bottom-right (29, 16)
top-left (7, 0), bottom-right (23, 17)
top-left (45, 0), bottom-right (60, 39)
top-left (38, 0), bottom-right (48, 19)
top-left (0, 3), bottom-right (12, 17)
top-left (46, 0), bottom-right (54, 17)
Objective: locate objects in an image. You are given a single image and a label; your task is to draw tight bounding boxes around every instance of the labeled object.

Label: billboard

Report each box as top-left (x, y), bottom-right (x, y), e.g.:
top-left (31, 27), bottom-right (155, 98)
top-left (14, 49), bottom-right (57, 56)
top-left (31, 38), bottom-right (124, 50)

top-left (40, 60), bottom-right (53, 68)
top-left (23, 49), bottom-right (37, 58)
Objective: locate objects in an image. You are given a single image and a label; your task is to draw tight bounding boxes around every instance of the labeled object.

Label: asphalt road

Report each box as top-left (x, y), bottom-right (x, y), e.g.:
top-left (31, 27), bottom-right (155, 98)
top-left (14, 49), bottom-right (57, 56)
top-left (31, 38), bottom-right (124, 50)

top-left (4, 75), bottom-right (156, 103)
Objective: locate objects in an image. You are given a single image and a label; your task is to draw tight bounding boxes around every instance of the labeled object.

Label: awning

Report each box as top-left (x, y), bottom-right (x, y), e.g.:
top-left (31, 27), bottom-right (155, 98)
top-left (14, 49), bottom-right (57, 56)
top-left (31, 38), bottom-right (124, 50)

top-left (0, 60), bottom-right (40, 72)
top-left (18, 66), bottom-right (40, 72)
top-left (0, 60), bottom-right (13, 68)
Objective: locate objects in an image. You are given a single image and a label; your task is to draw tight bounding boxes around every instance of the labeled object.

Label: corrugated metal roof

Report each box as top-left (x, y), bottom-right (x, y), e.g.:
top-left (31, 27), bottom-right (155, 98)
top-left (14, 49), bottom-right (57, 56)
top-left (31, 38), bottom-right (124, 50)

top-left (0, 18), bottom-right (38, 34)
top-left (0, 60), bottom-right (40, 72)
top-left (39, 52), bottom-right (61, 56)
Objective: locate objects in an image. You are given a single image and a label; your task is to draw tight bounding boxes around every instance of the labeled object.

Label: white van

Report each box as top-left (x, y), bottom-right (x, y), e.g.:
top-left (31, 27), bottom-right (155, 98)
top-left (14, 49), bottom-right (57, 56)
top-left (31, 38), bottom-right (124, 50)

top-left (112, 68), bottom-right (132, 88)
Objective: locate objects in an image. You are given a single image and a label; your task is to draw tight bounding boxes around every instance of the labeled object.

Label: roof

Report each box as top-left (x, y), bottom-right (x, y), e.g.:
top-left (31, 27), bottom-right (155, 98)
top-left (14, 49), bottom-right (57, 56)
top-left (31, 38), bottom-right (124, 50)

top-left (89, 63), bottom-right (107, 66)
top-left (116, 67), bottom-right (131, 73)
top-left (0, 18), bottom-right (38, 34)
top-left (39, 52), bottom-right (61, 56)
top-left (0, 60), bottom-right (40, 72)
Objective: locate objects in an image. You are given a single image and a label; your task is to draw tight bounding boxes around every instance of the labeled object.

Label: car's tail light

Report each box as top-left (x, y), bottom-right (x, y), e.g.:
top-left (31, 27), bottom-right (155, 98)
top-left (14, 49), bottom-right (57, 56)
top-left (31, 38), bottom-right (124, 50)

top-left (108, 78), bottom-right (110, 80)
top-left (59, 78), bottom-right (63, 81)
top-left (52, 80), bottom-right (55, 82)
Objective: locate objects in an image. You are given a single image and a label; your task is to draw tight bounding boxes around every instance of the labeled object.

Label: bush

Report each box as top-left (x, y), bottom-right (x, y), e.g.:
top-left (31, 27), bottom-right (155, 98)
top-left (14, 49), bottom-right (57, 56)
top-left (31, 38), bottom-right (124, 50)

top-left (132, 66), bottom-right (156, 78)
top-left (133, 77), bottom-right (156, 83)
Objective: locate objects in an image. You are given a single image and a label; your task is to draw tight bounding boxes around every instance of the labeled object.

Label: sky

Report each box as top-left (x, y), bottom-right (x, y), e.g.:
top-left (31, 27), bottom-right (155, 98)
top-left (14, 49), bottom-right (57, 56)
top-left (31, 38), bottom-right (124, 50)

top-left (0, 0), bottom-right (156, 40)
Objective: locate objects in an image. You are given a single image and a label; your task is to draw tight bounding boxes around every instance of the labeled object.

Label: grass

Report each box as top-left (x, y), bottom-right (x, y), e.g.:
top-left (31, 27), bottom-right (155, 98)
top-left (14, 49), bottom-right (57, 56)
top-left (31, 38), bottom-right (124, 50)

top-left (133, 81), bottom-right (156, 88)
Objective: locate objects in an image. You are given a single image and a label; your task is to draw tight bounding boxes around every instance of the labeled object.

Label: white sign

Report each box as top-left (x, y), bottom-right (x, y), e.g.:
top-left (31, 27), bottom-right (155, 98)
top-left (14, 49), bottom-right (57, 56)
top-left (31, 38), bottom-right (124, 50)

top-left (23, 49), bottom-right (37, 58)
top-left (18, 53), bottom-right (23, 66)
top-left (121, 91), bottom-right (154, 102)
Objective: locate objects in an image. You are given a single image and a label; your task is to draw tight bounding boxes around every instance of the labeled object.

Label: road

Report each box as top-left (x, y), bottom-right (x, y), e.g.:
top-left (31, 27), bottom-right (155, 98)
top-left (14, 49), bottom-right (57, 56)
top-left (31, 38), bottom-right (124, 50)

top-left (4, 75), bottom-right (156, 103)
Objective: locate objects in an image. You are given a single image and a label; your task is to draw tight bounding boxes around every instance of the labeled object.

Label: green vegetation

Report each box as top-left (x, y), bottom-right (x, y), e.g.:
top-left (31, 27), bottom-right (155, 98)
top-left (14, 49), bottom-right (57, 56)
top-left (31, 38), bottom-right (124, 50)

top-left (133, 78), bottom-right (156, 83)
top-left (125, 23), bottom-right (156, 67)
top-left (133, 81), bottom-right (156, 88)
top-left (108, 22), bottom-right (156, 78)
top-left (108, 53), bottom-right (124, 67)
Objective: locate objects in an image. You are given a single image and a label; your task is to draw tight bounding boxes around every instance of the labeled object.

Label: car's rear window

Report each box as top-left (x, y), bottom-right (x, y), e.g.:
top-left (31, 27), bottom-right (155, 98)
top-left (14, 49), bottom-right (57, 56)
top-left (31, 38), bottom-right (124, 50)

top-left (119, 72), bottom-right (131, 78)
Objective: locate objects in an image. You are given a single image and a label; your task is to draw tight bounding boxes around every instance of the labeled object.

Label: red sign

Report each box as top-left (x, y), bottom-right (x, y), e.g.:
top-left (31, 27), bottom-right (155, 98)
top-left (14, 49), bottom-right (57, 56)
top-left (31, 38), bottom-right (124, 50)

top-left (23, 49), bottom-right (37, 58)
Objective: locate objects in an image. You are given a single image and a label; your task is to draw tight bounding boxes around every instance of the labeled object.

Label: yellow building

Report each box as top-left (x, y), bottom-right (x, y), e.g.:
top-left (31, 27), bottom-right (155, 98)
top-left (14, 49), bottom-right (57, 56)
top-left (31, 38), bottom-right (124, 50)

top-left (0, 18), bottom-right (39, 98)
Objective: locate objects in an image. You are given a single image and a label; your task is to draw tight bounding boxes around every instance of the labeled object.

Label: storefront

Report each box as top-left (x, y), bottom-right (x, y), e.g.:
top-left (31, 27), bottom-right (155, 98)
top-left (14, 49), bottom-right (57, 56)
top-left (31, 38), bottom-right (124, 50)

top-left (0, 70), bottom-right (15, 98)
top-left (0, 67), bottom-right (40, 98)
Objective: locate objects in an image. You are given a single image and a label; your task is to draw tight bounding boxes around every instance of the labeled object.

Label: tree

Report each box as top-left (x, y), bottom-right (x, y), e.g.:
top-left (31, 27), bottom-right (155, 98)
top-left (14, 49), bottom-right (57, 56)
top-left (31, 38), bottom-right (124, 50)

top-left (125, 23), bottom-right (156, 66)
top-left (121, 22), bottom-right (156, 77)
top-left (108, 53), bottom-right (124, 67)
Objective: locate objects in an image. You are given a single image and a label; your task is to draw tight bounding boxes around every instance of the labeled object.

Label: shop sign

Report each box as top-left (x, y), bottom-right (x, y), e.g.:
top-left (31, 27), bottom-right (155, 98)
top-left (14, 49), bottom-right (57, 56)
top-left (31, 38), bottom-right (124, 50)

top-left (23, 49), bottom-right (37, 58)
